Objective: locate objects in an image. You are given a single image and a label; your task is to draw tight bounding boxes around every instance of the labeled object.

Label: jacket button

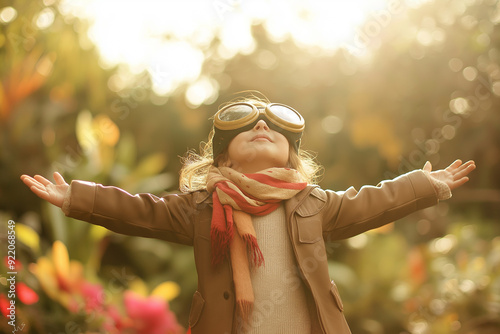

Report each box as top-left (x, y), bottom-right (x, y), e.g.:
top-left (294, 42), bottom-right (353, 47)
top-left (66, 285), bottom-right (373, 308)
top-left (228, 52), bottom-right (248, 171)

top-left (223, 291), bottom-right (230, 300)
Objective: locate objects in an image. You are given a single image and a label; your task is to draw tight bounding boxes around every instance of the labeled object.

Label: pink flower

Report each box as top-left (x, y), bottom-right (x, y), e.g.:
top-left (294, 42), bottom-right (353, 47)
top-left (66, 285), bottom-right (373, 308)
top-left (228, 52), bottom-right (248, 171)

top-left (80, 282), bottom-right (104, 312)
top-left (124, 291), bottom-right (181, 334)
top-left (103, 305), bottom-right (128, 334)
top-left (0, 294), bottom-right (10, 318)
top-left (16, 282), bottom-right (39, 305)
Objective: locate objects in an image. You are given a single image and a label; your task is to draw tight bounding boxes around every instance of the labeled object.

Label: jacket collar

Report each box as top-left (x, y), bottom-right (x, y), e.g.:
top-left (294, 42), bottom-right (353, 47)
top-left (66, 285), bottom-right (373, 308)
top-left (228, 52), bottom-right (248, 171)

top-left (284, 185), bottom-right (318, 219)
top-left (195, 190), bottom-right (212, 205)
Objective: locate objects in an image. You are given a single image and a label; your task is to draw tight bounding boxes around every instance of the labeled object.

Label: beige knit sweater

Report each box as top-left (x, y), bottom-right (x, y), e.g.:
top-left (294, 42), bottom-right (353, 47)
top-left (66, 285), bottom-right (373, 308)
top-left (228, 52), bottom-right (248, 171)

top-left (240, 205), bottom-right (312, 334)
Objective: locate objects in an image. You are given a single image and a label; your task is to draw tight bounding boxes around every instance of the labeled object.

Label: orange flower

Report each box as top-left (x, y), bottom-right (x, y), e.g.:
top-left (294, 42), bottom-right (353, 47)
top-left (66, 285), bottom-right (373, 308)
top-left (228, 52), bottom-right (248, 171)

top-left (29, 241), bottom-right (83, 311)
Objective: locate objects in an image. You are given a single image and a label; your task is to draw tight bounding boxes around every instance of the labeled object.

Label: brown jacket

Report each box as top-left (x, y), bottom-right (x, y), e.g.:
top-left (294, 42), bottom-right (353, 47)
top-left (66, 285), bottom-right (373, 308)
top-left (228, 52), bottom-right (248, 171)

top-left (64, 170), bottom-right (438, 334)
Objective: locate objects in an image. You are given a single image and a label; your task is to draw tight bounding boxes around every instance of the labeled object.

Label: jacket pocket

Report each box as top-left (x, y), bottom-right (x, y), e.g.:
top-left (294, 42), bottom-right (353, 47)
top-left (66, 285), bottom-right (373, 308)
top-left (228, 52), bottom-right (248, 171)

top-left (297, 218), bottom-right (322, 243)
top-left (188, 291), bottom-right (205, 327)
top-left (295, 188), bottom-right (326, 244)
top-left (330, 281), bottom-right (344, 312)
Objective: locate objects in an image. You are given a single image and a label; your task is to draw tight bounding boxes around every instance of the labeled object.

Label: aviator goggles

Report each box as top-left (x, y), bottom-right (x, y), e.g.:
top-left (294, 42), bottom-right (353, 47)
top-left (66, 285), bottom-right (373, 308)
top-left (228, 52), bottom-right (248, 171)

top-left (212, 102), bottom-right (305, 158)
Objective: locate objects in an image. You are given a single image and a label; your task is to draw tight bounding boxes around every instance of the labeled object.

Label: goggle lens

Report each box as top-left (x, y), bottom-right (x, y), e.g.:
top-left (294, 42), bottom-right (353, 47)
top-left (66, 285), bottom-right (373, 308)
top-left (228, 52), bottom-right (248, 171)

top-left (218, 104), bottom-right (253, 121)
top-left (268, 104), bottom-right (302, 125)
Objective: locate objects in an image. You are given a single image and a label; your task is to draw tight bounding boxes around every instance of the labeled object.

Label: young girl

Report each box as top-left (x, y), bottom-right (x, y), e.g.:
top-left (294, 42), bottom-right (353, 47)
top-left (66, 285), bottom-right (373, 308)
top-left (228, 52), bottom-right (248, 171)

top-left (21, 97), bottom-right (476, 334)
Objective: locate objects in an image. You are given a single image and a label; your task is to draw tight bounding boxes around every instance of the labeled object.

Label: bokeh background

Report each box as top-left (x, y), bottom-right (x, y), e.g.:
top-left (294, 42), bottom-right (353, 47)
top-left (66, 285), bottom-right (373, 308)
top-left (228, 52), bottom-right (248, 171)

top-left (1, 0), bottom-right (499, 333)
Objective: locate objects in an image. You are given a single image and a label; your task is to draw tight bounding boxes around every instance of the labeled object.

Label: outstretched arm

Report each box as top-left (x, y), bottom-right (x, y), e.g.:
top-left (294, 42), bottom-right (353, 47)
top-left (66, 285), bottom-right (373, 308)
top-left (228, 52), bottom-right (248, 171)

top-left (423, 159), bottom-right (476, 191)
top-left (321, 159), bottom-right (476, 241)
top-left (20, 172), bottom-right (69, 208)
top-left (20, 173), bottom-right (198, 244)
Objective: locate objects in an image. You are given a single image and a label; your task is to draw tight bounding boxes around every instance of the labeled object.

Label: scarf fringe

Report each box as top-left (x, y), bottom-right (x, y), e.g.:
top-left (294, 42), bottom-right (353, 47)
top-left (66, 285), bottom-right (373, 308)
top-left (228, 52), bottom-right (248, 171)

top-left (211, 198), bottom-right (234, 265)
top-left (210, 228), bottom-right (233, 265)
top-left (242, 234), bottom-right (264, 267)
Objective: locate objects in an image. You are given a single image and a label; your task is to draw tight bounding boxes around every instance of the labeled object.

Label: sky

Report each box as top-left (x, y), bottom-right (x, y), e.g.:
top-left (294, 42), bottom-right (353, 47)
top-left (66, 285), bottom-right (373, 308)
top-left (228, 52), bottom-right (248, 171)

top-left (55, 0), bottom-right (433, 106)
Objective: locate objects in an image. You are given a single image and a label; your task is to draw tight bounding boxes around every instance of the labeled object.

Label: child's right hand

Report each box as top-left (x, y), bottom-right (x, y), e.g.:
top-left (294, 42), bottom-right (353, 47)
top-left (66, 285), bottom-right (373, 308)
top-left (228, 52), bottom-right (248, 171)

top-left (20, 172), bottom-right (69, 208)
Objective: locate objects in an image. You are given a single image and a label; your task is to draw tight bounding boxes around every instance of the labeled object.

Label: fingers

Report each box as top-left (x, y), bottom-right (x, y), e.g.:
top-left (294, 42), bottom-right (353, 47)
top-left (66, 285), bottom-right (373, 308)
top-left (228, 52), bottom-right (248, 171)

top-left (21, 175), bottom-right (53, 192)
top-left (20, 175), bottom-right (50, 200)
top-left (28, 185), bottom-right (50, 201)
top-left (20, 175), bottom-right (43, 189)
top-left (20, 175), bottom-right (33, 183)
top-left (456, 176), bottom-right (470, 187)
top-left (449, 176), bottom-right (470, 190)
top-left (462, 160), bottom-right (476, 169)
top-left (446, 160), bottom-right (475, 190)
top-left (33, 174), bottom-right (53, 186)
top-left (445, 159), bottom-right (462, 171)
top-left (444, 160), bottom-right (475, 175)
top-left (22, 173), bottom-right (67, 187)
top-left (452, 161), bottom-right (476, 179)
top-left (53, 172), bottom-right (68, 185)
top-left (427, 159), bottom-right (474, 175)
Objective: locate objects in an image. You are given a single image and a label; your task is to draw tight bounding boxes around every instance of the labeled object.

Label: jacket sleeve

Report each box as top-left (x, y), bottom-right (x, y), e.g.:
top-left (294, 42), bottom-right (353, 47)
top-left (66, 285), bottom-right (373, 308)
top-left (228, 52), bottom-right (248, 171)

top-left (63, 180), bottom-right (198, 245)
top-left (322, 170), bottom-right (438, 241)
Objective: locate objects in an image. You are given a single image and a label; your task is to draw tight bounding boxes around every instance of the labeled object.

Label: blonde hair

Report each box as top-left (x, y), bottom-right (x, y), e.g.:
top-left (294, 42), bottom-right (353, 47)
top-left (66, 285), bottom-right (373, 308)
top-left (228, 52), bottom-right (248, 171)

top-left (179, 93), bottom-right (323, 192)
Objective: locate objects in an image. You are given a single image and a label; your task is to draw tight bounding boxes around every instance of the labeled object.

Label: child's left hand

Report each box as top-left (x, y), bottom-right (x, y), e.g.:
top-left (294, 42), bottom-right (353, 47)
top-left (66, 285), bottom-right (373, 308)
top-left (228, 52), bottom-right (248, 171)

top-left (423, 159), bottom-right (476, 190)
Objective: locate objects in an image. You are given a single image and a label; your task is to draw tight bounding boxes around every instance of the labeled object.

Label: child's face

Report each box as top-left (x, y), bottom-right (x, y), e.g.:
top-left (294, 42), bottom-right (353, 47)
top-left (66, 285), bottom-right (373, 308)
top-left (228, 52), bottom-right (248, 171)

top-left (225, 119), bottom-right (290, 173)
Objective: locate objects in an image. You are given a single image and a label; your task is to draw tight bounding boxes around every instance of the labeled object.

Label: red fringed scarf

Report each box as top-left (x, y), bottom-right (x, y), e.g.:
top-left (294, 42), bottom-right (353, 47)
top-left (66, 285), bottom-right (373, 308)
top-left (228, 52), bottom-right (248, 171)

top-left (206, 166), bottom-right (307, 321)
